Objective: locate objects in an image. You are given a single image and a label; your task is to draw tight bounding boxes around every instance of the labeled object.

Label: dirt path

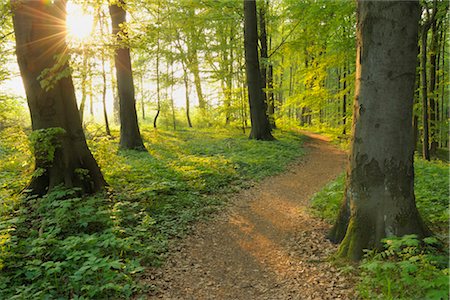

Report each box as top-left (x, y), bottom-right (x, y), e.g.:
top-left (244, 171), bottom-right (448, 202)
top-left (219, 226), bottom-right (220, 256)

top-left (144, 133), bottom-right (356, 299)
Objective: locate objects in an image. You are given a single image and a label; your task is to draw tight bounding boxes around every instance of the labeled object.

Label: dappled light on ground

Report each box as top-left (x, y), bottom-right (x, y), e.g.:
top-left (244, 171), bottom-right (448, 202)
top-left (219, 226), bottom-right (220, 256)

top-left (143, 135), bottom-right (356, 299)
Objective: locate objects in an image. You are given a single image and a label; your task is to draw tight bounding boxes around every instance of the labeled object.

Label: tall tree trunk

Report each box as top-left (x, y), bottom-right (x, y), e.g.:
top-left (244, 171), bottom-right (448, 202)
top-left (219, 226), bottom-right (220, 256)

top-left (99, 8), bottom-right (110, 136)
top-left (12, 0), bottom-right (106, 196)
top-left (429, 6), bottom-right (439, 156)
top-left (109, 0), bottom-right (145, 150)
top-left (244, 0), bottom-right (274, 141)
top-left (191, 49), bottom-right (206, 111)
top-left (329, 0), bottom-right (430, 260)
top-left (420, 2), bottom-right (436, 161)
top-left (153, 0), bottom-right (161, 129)
top-left (183, 64), bottom-right (193, 128)
top-left (101, 54), bottom-right (111, 137)
top-left (79, 48), bottom-right (88, 124)
top-left (140, 73), bottom-right (145, 120)
top-left (170, 60), bottom-right (176, 131)
top-left (268, 64), bottom-right (275, 129)
top-left (111, 62), bottom-right (120, 124)
top-left (342, 64), bottom-right (347, 135)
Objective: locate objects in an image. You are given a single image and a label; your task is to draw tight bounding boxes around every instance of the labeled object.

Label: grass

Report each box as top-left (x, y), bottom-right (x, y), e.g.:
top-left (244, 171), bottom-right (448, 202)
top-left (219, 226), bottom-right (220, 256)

top-left (0, 125), bottom-right (305, 299)
top-left (310, 158), bottom-right (449, 300)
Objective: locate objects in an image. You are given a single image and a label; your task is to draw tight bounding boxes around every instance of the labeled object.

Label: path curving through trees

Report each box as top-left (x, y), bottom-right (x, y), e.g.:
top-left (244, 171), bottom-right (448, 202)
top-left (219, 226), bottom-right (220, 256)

top-left (143, 133), bottom-right (356, 299)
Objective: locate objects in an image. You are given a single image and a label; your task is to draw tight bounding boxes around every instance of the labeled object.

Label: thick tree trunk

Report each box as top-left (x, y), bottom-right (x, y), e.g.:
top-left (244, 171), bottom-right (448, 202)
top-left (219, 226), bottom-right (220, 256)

top-left (244, 0), bottom-right (274, 141)
top-left (109, 0), bottom-right (145, 150)
top-left (330, 0), bottom-right (430, 260)
top-left (12, 0), bottom-right (106, 196)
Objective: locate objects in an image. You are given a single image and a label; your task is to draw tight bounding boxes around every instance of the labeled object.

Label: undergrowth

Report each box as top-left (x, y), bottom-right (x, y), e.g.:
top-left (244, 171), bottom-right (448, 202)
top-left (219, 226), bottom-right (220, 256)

top-left (310, 158), bottom-right (449, 299)
top-left (0, 126), bottom-right (305, 299)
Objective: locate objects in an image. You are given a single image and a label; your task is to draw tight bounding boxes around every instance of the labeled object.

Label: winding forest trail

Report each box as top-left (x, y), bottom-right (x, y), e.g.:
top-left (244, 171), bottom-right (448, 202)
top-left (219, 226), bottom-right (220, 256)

top-left (144, 133), bottom-right (356, 299)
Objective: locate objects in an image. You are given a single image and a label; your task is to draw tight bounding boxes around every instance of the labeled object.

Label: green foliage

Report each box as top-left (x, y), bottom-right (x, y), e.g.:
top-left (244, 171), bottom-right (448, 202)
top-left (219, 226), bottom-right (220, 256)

top-left (0, 126), bottom-right (305, 298)
top-left (358, 235), bottom-right (449, 300)
top-left (29, 127), bottom-right (66, 165)
top-left (0, 187), bottom-right (142, 299)
top-left (0, 95), bottom-right (27, 129)
top-left (309, 173), bottom-right (345, 222)
top-left (414, 159), bottom-right (449, 235)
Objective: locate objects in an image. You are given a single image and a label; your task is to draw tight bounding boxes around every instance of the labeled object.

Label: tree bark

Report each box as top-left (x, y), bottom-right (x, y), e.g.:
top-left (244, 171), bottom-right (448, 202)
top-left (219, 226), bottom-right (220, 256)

top-left (11, 0), bottom-right (106, 196)
top-left (79, 48), bottom-right (88, 124)
top-left (420, 1), bottom-right (436, 161)
top-left (183, 65), bottom-right (193, 128)
top-left (99, 9), bottom-right (110, 136)
top-left (329, 0), bottom-right (430, 260)
top-left (342, 64), bottom-right (347, 135)
top-left (109, 0), bottom-right (145, 150)
top-left (244, 0), bottom-right (274, 141)
top-left (429, 3), bottom-right (439, 156)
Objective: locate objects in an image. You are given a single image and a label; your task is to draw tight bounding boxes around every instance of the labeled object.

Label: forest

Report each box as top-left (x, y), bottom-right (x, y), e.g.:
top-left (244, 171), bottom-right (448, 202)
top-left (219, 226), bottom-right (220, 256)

top-left (0, 0), bottom-right (448, 299)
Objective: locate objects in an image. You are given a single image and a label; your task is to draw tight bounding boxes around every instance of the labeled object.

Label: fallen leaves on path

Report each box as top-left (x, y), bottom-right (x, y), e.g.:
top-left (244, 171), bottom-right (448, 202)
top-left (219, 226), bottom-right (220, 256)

top-left (142, 135), bottom-right (357, 299)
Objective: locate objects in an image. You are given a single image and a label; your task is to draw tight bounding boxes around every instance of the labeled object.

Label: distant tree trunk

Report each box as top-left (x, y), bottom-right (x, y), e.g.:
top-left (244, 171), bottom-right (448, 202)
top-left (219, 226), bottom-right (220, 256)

top-left (101, 54), bottom-right (111, 136)
top-left (99, 9), bottom-right (110, 136)
top-left (170, 61), bottom-right (176, 131)
top-left (79, 48), bottom-right (88, 124)
top-left (329, 0), bottom-right (430, 260)
top-left (183, 64), bottom-right (193, 128)
top-left (111, 62), bottom-right (120, 124)
top-left (342, 64), bottom-right (347, 135)
top-left (268, 64), bottom-right (275, 129)
top-left (140, 74), bottom-right (145, 120)
top-left (191, 50), bottom-right (206, 111)
top-left (429, 7), bottom-right (439, 156)
top-left (420, 2), bottom-right (436, 161)
top-left (153, 3), bottom-right (161, 129)
top-left (12, 0), bottom-right (106, 196)
top-left (244, 0), bottom-right (274, 141)
top-left (109, 0), bottom-right (145, 150)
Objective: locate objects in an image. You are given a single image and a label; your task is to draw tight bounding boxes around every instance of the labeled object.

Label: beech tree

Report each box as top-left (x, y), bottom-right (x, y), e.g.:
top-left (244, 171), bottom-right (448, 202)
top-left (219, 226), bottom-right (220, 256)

top-left (243, 0), bottom-right (274, 140)
top-left (11, 0), bottom-right (106, 196)
top-left (328, 0), bottom-right (431, 260)
top-left (110, 0), bottom-right (146, 150)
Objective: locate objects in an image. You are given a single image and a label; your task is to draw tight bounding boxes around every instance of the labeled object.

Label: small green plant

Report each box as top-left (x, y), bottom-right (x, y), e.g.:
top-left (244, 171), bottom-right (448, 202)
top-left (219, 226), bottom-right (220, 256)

top-left (0, 187), bottom-right (143, 299)
top-left (358, 235), bottom-right (449, 300)
top-left (29, 127), bottom-right (66, 164)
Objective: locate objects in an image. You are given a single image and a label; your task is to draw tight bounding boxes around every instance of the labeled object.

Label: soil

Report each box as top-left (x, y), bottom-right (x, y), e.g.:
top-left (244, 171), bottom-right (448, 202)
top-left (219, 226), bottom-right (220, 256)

top-left (143, 132), bottom-right (357, 299)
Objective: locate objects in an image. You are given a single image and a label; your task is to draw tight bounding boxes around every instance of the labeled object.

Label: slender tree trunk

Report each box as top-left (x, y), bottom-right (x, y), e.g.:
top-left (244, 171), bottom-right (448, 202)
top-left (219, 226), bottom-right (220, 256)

top-left (191, 49), bottom-right (206, 111)
top-left (111, 62), bottom-right (119, 124)
top-left (101, 54), bottom-right (111, 136)
top-left (99, 9), bottom-right (110, 136)
top-left (79, 48), bottom-right (88, 124)
top-left (12, 0), bottom-right (106, 196)
top-left (429, 10), bottom-right (439, 155)
top-left (183, 65), bottom-right (193, 128)
top-left (140, 73), bottom-right (145, 120)
top-left (329, 0), bottom-right (430, 260)
top-left (153, 0), bottom-right (161, 129)
top-left (244, 0), bottom-right (274, 140)
top-left (342, 64), bottom-right (347, 135)
top-left (421, 23), bottom-right (431, 160)
top-left (109, 0), bottom-right (145, 150)
top-left (170, 60), bottom-right (176, 131)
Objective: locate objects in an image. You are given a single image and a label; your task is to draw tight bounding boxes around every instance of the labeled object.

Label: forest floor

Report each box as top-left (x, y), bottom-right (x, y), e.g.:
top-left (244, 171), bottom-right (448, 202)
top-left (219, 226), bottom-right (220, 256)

top-left (142, 132), bottom-right (357, 299)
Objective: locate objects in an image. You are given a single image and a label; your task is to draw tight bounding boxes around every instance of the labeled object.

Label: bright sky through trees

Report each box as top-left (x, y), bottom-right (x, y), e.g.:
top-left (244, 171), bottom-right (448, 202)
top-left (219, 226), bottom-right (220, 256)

top-left (66, 3), bottom-right (94, 41)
